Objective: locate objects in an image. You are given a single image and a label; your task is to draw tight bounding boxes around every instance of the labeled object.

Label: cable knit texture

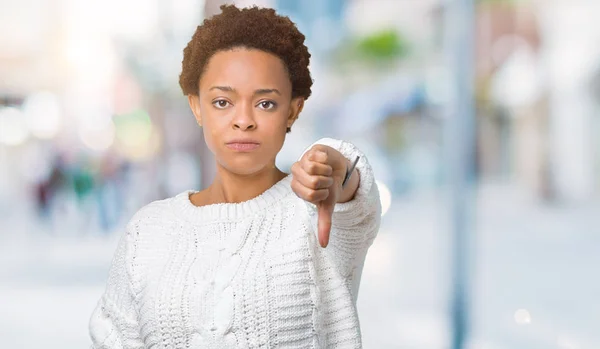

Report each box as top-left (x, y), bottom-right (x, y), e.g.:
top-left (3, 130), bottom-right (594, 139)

top-left (89, 138), bottom-right (381, 349)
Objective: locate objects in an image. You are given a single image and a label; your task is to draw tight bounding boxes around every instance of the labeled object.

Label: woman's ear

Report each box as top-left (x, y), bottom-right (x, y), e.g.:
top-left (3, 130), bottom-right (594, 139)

top-left (187, 94), bottom-right (202, 127)
top-left (287, 97), bottom-right (304, 131)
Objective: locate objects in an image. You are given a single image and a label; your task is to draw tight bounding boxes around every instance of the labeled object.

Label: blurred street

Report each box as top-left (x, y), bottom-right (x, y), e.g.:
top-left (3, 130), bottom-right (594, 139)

top-left (2, 0), bottom-right (600, 348)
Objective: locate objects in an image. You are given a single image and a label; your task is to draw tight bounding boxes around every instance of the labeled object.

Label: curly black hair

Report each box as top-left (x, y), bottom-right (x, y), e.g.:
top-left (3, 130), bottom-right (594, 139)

top-left (179, 4), bottom-right (313, 104)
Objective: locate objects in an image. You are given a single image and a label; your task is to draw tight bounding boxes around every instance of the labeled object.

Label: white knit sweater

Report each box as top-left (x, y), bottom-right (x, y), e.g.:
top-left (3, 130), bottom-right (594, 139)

top-left (89, 138), bottom-right (381, 349)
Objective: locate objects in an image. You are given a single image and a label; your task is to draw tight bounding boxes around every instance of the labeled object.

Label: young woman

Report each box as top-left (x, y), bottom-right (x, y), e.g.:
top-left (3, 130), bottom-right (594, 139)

top-left (90, 5), bottom-right (381, 348)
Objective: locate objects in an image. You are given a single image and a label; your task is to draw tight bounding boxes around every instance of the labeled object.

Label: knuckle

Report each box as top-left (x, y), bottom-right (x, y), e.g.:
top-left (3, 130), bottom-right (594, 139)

top-left (309, 177), bottom-right (320, 188)
top-left (293, 184), bottom-right (309, 200)
top-left (310, 162), bottom-right (319, 174)
top-left (309, 189), bottom-right (326, 202)
top-left (325, 177), bottom-right (334, 187)
top-left (291, 180), bottom-right (302, 193)
top-left (292, 164), bottom-right (303, 176)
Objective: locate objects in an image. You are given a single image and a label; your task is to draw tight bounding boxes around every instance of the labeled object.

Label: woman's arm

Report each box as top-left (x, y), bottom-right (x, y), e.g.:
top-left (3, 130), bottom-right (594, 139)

top-left (89, 222), bottom-right (144, 349)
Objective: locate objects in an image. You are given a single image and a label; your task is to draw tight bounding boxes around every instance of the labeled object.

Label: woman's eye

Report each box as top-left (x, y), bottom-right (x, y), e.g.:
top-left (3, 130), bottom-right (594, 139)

top-left (258, 101), bottom-right (276, 110)
top-left (213, 100), bottom-right (230, 109)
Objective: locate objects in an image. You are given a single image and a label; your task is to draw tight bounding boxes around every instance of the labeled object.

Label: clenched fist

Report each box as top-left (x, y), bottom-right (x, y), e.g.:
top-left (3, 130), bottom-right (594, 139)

top-left (291, 144), bottom-right (355, 248)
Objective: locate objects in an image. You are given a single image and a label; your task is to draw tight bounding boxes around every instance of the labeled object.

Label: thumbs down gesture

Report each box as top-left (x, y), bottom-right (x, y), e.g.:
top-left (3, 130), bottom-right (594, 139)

top-left (291, 144), bottom-right (359, 248)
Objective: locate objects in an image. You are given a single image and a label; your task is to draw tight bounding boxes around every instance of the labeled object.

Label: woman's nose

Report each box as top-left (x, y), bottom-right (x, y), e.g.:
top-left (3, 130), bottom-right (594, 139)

top-left (232, 103), bottom-right (256, 130)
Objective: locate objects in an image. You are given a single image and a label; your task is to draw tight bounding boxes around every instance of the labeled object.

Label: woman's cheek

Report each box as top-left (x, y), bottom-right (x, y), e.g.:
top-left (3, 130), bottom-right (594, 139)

top-left (200, 126), bottom-right (217, 154)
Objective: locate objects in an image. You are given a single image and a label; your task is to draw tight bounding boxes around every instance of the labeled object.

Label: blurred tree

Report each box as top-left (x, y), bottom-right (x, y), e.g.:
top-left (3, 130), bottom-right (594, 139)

top-left (334, 29), bottom-right (409, 67)
top-left (355, 29), bottom-right (408, 61)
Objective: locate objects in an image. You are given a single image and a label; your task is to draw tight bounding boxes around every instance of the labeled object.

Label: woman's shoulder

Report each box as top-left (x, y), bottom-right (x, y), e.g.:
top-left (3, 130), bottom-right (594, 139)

top-left (125, 195), bottom-right (181, 235)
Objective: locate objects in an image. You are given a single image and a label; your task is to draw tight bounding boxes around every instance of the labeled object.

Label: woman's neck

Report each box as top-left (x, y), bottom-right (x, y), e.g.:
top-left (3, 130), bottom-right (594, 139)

top-left (205, 166), bottom-right (288, 205)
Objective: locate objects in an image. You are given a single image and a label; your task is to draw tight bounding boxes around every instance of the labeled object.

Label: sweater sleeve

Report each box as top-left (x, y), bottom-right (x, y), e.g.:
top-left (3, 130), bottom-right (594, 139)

top-left (300, 138), bottom-right (382, 279)
top-left (89, 220), bottom-right (144, 349)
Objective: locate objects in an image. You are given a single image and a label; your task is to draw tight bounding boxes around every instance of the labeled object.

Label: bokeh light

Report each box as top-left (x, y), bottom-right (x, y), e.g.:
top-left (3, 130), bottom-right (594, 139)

top-left (23, 92), bottom-right (63, 139)
top-left (0, 107), bottom-right (29, 146)
top-left (514, 309), bottom-right (532, 325)
top-left (112, 109), bottom-right (160, 160)
top-left (78, 119), bottom-right (116, 152)
top-left (376, 179), bottom-right (392, 216)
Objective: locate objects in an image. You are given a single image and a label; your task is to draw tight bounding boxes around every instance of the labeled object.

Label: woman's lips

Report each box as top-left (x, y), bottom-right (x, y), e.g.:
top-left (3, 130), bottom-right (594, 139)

top-left (226, 142), bottom-right (260, 151)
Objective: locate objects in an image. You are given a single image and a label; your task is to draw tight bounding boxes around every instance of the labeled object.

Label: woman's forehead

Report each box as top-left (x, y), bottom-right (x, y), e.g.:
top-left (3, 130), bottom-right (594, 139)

top-left (200, 48), bottom-right (292, 94)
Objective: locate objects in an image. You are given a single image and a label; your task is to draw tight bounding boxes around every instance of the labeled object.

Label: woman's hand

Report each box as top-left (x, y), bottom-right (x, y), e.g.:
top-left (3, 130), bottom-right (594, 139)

top-left (291, 145), bottom-right (355, 248)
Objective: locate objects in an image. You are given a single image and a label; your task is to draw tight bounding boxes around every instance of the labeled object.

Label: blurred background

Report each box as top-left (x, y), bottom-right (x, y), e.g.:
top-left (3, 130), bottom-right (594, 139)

top-left (1, 0), bottom-right (599, 348)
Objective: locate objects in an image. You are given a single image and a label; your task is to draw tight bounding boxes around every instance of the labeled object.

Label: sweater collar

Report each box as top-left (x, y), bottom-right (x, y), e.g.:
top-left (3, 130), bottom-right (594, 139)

top-left (169, 174), bottom-right (293, 224)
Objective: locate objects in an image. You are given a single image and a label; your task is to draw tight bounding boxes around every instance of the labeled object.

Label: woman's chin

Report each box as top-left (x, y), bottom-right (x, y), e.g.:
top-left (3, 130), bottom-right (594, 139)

top-left (219, 160), bottom-right (270, 177)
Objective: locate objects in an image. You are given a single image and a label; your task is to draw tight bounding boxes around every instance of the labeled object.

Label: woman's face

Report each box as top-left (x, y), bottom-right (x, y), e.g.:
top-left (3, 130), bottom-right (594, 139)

top-left (188, 48), bottom-right (304, 176)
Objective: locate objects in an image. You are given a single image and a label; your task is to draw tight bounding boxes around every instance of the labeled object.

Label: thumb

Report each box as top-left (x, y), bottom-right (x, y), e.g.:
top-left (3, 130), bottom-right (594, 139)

top-left (317, 197), bottom-right (335, 248)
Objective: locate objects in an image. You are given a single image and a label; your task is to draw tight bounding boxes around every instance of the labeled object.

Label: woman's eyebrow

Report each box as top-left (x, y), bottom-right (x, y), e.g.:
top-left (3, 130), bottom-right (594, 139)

top-left (208, 86), bottom-right (281, 96)
top-left (209, 85), bottom-right (235, 93)
top-left (254, 88), bottom-right (281, 96)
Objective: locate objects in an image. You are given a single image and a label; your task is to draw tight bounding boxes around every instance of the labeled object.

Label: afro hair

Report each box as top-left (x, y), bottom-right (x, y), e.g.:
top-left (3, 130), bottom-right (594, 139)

top-left (179, 4), bottom-right (313, 103)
